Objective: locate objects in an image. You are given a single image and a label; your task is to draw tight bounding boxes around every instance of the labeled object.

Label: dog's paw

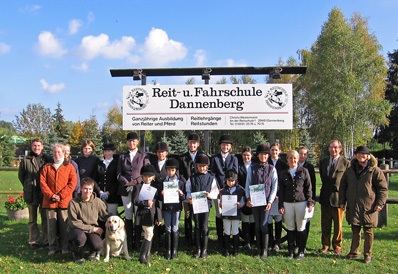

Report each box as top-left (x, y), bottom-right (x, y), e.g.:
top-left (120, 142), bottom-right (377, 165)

top-left (104, 257), bottom-right (110, 263)
top-left (126, 256), bottom-right (132, 261)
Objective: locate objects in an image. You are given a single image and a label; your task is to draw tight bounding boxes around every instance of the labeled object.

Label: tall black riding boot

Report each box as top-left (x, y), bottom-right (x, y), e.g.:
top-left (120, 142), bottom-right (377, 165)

top-left (274, 220), bottom-right (283, 251)
top-left (286, 230), bottom-right (295, 259)
top-left (232, 234), bottom-right (240, 256)
top-left (194, 228), bottom-right (201, 258)
top-left (296, 231), bottom-right (307, 260)
top-left (256, 229), bottom-right (263, 257)
top-left (250, 222), bottom-right (256, 245)
top-left (171, 231), bottom-right (179, 259)
top-left (224, 234), bottom-right (230, 256)
top-left (242, 222), bottom-right (251, 249)
top-left (139, 239), bottom-right (151, 264)
top-left (261, 233), bottom-right (269, 259)
top-left (185, 215), bottom-right (193, 247)
top-left (146, 239), bottom-right (153, 262)
top-left (125, 219), bottom-right (134, 251)
top-left (268, 223), bottom-right (274, 250)
top-left (201, 230), bottom-right (209, 258)
top-left (216, 217), bottom-right (224, 249)
top-left (165, 231), bottom-right (171, 260)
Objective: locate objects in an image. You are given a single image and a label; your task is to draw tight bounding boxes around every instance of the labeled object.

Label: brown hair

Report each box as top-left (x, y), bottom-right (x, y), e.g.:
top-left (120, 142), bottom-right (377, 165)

top-left (80, 177), bottom-right (95, 188)
top-left (270, 142), bottom-right (281, 149)
top-left (31, 138), bottom-right (43, 145)
top-left (81, 140), bottom-right (95, 153)
top-left (297, 146), bottom-right (309, 153)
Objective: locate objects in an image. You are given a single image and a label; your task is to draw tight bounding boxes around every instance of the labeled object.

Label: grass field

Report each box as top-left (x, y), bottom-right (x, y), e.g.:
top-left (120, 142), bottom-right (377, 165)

top-left (1, 170), bottom-right (398, 273)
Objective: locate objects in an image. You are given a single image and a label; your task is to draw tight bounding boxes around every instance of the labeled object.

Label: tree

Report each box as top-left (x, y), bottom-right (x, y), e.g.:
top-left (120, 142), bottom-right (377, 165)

top-left (13, 103), bottom-right (53, 139)
top-left (298, 8), bottom-right (391, 158)
top-left (0, 120), bottom-right (16, 136)
top-left (167, 130), bottom-right (187, 154)
top-left (81, 115), bottom-right (102, 154)
top-left (101, 104), bottom-right (125, 151)
top-left (0, 136), bottom-right (16, 167)
top-left (376, 49), bottom-right (398, 154)
top-left (53, 102), bottom-right (68, 140)
top-left (68, 121), bottom-right (84, 151)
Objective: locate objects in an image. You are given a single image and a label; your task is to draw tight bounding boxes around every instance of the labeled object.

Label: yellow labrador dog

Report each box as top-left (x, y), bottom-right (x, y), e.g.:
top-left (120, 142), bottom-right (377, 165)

top-left (102, 215), bottom-right (132, 262)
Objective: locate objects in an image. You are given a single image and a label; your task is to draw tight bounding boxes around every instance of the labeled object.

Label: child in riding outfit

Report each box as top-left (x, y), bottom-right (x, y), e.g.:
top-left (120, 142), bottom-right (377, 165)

top-left (219, 169), bottom-right (245, 256)
top-left (186, 154), bottom-right (219, 258)
top-left (159, 158), bottom-right (186, 260)
top-left (133, 165), bottom-right (162, 264)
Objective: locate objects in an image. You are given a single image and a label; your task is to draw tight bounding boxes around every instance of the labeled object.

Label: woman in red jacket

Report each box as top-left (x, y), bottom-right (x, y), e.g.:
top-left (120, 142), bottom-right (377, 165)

top-left (40, 144), bottom-right (77, 256)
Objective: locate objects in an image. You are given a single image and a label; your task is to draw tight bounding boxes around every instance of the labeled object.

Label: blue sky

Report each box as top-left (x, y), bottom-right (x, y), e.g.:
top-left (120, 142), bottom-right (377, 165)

top-left (1, 1), bottom-right (397, 127)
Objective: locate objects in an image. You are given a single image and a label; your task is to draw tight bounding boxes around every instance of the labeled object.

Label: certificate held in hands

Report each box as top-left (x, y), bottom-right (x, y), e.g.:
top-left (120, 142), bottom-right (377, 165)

top-left (138, 184), bottom-right (157, 201)
top-left (163, 181), bottom-right (179, 204)
top-left (249, 184), bottom-right (267, 207)
top-left (191, 191), bottom-right (209, 214)
top-left (221, 195), bottom-right (237, 216)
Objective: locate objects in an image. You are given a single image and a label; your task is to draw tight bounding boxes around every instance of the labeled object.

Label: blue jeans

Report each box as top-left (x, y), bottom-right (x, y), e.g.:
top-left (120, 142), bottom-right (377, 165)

top-left (163, 210), bottom-right (181, 233)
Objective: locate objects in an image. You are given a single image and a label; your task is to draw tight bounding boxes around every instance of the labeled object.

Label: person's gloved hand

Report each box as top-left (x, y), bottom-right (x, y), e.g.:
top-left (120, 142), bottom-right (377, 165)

top-left (100, 191), bottom-right (108, 201)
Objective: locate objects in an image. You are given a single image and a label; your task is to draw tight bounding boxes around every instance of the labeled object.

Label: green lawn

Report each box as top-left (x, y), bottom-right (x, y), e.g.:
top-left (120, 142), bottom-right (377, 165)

top-left (1, 170), bottom-right (398, 273)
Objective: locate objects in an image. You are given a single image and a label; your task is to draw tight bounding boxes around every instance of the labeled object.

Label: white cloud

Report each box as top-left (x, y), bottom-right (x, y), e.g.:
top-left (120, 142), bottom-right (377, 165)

top-left (69, 19), bottom-right (83, 35)
top-left (72, 62), bottom-right (89, 72)
top-left (40, 79), bottom-right (66, 93)
top-left (36, 31), bottom-right (67, 58)
top-left (19, 5), bottom-right (41, 14)
top-left (79, 33), bottom-right (136, 60)
top-left (0, 42), bottom-right (11, 54)
top-left (141, 28), bottom-right (187, 66)
top-left (194, 49), bottom-right (207, 66)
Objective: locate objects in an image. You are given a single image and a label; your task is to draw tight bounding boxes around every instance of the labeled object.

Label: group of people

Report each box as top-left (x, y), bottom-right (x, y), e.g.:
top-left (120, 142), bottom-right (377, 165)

top-left (18, 134), bottom-right (388, 265)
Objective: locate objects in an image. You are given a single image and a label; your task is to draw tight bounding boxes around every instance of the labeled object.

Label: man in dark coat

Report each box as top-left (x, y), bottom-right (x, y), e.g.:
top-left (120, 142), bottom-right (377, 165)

top-left (319, 139), bottom-right (350, 255)
top-left (18, 138), bottom-right (52, 248)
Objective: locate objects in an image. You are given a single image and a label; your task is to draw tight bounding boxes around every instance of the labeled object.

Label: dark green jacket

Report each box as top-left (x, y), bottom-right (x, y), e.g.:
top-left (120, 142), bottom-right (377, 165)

top-left (18, 152), bottom-right (51, 205)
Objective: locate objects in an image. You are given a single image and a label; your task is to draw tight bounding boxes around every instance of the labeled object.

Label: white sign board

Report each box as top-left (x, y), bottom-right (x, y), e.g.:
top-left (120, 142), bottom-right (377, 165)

top-left (122, 84), bottom-right (292, 130)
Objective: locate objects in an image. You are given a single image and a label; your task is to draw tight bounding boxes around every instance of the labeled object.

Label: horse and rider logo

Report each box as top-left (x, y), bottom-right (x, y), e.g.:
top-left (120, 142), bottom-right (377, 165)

top-left (126, 88), bottom-right (149, 110)
top-left (264, 86), bottom-right (288, 110)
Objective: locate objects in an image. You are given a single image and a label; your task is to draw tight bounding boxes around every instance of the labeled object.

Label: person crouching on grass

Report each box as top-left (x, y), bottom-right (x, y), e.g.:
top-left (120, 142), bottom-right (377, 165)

top-left (219, 169), bottom-right (245, 256)
top-left (133, 165), bottom-right (162, 264)
top-left (186, 154), bottom-right (219, 259)
top-left (67, 177), bottom-right (108, 264)
top-left (159, 158), bottom-right (186, 260)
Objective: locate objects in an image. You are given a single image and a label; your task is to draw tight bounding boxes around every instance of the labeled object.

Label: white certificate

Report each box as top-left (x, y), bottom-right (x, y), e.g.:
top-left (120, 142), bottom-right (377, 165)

top-left (221, 195), bottom-right (237, 216)
top-left (163, 181), bottom-right (179, 204)
top-left (269, 200), bottom-right (281, 216)
top-left (249, 184), bottom-right (267, 207)
top-left (304, 206), bottom-right (315, 219)
top-left (191, 191), bottom-right (209, 214)
top-left (138, 184), bottom-right (157, 201)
